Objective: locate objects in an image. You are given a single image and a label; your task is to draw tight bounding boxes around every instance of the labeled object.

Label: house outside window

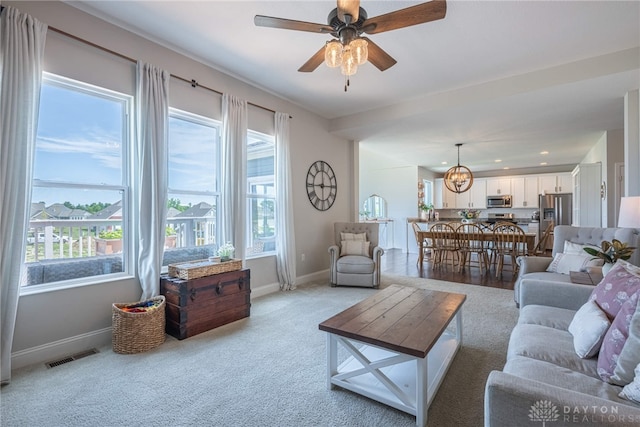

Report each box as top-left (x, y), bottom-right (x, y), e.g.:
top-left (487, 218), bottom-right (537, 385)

top-left (246, 130), bottom-right (276, 256)
top-left (23, 73), bottom-right (132, 290)
top-left (162, 109), bottom-right (221, 266)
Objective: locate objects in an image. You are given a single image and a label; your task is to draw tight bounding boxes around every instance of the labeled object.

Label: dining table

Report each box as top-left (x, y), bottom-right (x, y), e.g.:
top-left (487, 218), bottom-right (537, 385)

top-left (416, 229), bottom-right (537, 266)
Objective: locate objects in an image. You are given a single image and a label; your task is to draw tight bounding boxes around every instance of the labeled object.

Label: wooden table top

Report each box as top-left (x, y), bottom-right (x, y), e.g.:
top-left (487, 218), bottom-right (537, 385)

top-left (319, 284), bottom-right (466, 358)
top-left (417, 230), bottom-right (536, 242)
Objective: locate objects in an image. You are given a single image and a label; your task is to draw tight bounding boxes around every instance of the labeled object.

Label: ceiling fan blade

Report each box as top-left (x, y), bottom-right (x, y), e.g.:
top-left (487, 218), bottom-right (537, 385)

top-left (298, 45), bottom-right (327, 72)
top-left (362, 0), bottom-right (447, 35)
top-left (362, 37), bottom-right (397, 71)
top-left (254, 15), bottom-right (333, 34)
top-left (337, 0), bottom-right (360, 23)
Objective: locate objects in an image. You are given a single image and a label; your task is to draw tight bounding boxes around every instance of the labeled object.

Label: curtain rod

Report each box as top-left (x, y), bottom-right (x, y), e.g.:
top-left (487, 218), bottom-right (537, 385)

top-left (45, 23), bottom-right (289, 117)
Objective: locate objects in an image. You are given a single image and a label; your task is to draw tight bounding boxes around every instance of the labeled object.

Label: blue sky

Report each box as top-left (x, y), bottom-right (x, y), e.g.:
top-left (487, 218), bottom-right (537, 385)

top-left (33, 81), bottom-right (218, 207)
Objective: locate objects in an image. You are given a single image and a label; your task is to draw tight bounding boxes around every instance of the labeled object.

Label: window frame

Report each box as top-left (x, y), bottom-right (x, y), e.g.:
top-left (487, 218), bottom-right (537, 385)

top-left (246, 130), bottom-right (276, 258)
top-left (164, 108), bottom-right (221, 264)
top-left (21, 73), bottom-right (134, 295)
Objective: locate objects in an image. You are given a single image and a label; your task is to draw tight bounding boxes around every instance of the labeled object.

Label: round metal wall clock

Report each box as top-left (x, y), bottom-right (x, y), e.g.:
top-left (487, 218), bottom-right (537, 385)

top-left (306, 160), bottom-right (337, 211)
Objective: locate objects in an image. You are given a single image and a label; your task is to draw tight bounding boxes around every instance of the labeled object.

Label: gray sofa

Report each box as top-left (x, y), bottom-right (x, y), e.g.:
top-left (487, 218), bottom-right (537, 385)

top-left (514, 226), bottom-right (640, 306)
top-left (485, 280), bottom-right (640, 426)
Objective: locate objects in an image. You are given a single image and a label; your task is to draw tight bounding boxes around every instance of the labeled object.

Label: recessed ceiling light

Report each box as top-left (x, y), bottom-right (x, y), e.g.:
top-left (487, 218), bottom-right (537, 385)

top-left (441, 161), bottom-right (448, 165)
top-left (540, 162), bottom-right (548, 166)
top-left (503, 167), bottom-right (510, 170)
top-left (540, 151), bottom-right (549, 155)
top-left (495, 159), bottom-right (502, 163)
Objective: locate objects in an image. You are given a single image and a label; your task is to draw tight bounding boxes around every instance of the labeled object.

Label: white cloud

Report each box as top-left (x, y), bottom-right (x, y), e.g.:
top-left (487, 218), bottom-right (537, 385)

top-left (37, 131), bottom-right (121, 169)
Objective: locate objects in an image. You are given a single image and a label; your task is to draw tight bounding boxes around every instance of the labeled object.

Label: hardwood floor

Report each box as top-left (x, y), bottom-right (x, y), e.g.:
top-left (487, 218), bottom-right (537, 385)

top-left (380, 248), bottom-right (520, 290)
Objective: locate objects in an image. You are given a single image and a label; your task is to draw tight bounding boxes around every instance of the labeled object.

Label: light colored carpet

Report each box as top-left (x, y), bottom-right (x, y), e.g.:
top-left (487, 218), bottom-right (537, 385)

top-left (0, 275), bottom-right (519, 427)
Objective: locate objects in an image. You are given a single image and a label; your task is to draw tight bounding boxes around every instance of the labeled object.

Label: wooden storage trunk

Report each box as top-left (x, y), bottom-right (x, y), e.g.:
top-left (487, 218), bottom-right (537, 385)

top-left (160, 269), bottom-right (250, 340)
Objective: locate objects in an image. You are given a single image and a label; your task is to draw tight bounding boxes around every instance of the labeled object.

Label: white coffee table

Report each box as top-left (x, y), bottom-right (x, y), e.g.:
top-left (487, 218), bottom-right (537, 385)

top-left (318, 284), bottom-right (466, 427)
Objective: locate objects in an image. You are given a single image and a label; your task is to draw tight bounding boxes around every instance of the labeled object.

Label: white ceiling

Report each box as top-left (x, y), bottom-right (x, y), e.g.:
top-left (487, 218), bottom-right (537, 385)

top-left (67, 0), bottom-right (640, 173)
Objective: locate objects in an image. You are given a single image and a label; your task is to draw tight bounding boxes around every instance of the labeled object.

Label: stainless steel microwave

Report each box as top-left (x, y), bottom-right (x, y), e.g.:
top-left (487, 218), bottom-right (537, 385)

top-left (487, 195), bottom-right (512, 208)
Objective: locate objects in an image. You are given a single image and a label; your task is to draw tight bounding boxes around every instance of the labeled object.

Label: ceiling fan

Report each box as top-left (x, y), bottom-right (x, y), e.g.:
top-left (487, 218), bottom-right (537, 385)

top-left (254, 0), bottom-right (447, 90)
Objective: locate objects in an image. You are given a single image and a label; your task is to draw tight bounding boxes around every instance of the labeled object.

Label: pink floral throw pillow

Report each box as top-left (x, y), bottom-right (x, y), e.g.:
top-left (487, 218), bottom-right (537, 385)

top-left (589, 260), bottom-right (640, 320)
top-left (597, 292), bottom-right (639, 383)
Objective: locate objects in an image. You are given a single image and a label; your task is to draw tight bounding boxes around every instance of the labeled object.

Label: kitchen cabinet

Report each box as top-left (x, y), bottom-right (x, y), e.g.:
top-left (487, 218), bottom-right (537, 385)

top-left (572, 163), bottom-right (602, 226)
top-left (434, 178), bottom-right (456, 208)
top-left (539, 173), bottom-right (572, 194)
top-left (486, 177), bottom-right (511, 196)
top-left (455, 178), bottom-right (487, 209)
top-left (512, 176), bottom-right (539, 208)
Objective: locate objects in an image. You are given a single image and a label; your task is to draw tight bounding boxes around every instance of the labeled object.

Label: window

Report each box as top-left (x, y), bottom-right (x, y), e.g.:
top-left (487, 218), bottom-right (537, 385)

top-left (24, 73), bottom-right (132, 289)
top-left (423, 179), bottom-right (434, 206)
top-left (163, 109), bottom-right (220, 266)
top-left (246, 131), bottom-right (276, 256)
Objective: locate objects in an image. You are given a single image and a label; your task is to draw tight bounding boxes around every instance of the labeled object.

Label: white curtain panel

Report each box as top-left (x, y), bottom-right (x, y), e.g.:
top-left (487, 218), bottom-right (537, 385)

top-left (220, 94), bottom-right (247, 262)
top-left (0, 6), bottom-right (47, 385)
top-left (136, 62), bottom-right (169, 300)
top-left (275, 112), bottom-right (296, 290)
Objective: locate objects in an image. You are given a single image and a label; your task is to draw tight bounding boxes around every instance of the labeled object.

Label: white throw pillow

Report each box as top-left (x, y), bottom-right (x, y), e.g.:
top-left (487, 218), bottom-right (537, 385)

top-left (340, 240), bottom-right (370, 256)
top-left (564, 241), bottom-right (599, 255)
top-left (619, 363), bottom-right (640, 404)
top-left (340, 232), bottom-right (366, 242)
top-left (568, 299), bottom-right (611, 358)
top-left (546, 252), bottom-right (604, 275)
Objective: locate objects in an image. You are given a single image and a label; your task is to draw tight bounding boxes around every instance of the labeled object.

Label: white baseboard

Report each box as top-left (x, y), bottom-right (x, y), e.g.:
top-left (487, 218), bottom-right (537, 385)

top-left (12, 327), bottom-right (112, 370)
top-left (251, 282), bottom-right (280, 299)
top-left (296, 269), bottom-right (329, 285)
top-left (12, 269), bottom-right (331, 370)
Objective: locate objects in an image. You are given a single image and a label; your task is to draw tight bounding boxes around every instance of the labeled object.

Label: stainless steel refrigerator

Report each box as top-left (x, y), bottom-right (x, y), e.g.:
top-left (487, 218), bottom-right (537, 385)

top-left (539, 193), bottom-right (573, 251)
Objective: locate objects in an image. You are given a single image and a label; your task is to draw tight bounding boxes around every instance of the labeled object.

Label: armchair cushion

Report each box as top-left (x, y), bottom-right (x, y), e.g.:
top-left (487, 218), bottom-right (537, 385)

top-left (340, 240), bottom-right (370, 256)
top-left (340, 232), bottom-right (366, 241)
top-left (336, 255), bottom-right (375, 275)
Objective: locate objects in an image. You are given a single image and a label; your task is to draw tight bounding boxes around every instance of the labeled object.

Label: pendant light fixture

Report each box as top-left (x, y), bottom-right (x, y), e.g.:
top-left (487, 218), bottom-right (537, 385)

top-left (444, 143), bottom-right (473, 194)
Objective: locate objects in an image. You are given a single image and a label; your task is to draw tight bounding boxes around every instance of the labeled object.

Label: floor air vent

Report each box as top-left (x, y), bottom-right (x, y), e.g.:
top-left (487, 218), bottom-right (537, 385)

top-left (45, 348), bottom-right (99, 368)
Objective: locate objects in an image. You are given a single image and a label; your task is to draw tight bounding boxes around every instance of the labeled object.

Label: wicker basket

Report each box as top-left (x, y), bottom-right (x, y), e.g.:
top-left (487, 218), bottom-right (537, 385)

top-left (112, 295), bottom-right (166, 354)
top-left (168, 258), bottom-right (242, 280)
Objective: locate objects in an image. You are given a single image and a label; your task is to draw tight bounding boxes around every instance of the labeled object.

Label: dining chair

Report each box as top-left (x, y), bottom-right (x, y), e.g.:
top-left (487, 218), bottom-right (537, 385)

top-left (428, 222), bottom-right (460, 270)
top-left (456, 223), bottom-right (490, 274)
top-left (492, 222), bottom-right (528, 278)
top-left (533, 220), bottom-right (554, 255)
top-left (411, 222), bottom-right (431, 265)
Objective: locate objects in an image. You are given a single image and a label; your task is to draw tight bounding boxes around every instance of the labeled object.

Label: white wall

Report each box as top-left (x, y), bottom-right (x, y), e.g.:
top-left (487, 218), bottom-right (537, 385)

top-left (359, 146), bottom-right (420, 251)
top-left (7, 0), bottom-right (352, 369)
top-left (580, 129), bottom-right (625, 226)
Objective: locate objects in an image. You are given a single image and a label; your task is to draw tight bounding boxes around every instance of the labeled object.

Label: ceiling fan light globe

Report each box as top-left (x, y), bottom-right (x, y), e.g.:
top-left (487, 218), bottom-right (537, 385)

top-left (341, 48), bottom-right (357, 76)
top-left (349, 38), bottom-right (368, 65)
top-left (325, 40), bottom-right (343, 68)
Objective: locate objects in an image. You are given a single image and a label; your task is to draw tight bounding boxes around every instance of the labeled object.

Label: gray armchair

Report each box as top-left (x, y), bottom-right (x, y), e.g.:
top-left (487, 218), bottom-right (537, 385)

top-left (329, 222), bottom-right (384, 288)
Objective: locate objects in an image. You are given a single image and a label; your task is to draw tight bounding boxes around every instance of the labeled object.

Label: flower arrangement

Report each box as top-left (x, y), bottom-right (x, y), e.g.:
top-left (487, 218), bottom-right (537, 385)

top-left (583, 239), bottom-right (636, 264)
top-left (217, 242), bottom-right (235, 261)
top-left (419, 202), bottom-right (434, 212)
top-left (457, 209), bottom-right (480, 220)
